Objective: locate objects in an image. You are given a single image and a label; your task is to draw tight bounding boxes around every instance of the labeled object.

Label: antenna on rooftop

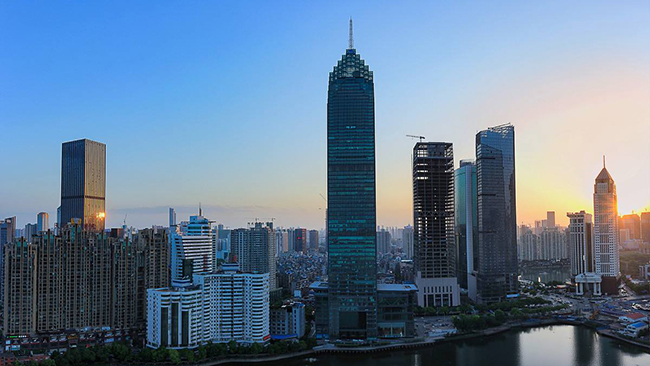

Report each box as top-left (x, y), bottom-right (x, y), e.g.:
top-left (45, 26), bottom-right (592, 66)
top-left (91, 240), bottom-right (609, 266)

top-left (348, 17), bottom-right (354, 49)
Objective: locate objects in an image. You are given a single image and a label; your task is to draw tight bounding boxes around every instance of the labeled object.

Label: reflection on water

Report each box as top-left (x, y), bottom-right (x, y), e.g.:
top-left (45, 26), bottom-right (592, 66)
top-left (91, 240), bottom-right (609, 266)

top-left (271, 326), bottom-right (650, 366)
top-left (520, 267), bottom-right (572, 283)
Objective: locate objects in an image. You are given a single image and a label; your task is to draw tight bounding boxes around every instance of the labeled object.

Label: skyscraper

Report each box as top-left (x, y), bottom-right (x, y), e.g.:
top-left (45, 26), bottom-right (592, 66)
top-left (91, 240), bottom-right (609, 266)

top-left (454, 159), bottom-right (477, 296)
top-left (475, 124), bottom-right (518, 304)
top-left (170, 212), bottom-right (214, 283)
top-left (568, 211), bottom-right (601, 295)
top-left (620, 214), bottom-right (640, 240)
top-left (546, 211), bottom-right (556, 229)
top-left (292, 228), bottom-right (307, 253)
top-left (326, 19), bottom-right (377, 339)
top-left (642, 212), bottom-right (650, 244)
top-left (230, 222), bottom-right (276, 290)
top-left (37, 212), bottom-right (49, 233)
top-left (412, 142), bottom-right (459, 307)
top-left (593, 158), bottom-right (620, 294)
top-left (60, 139), bottom-right (106, 231)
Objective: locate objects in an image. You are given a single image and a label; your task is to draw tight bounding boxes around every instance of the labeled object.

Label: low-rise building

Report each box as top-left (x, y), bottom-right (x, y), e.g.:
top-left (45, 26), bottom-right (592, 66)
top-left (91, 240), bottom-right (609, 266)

top-left (623, 321), bottom-right (648, 338)
top-left (270, 301), bottom-right (305, 340)
top-left (618, 313), bottom-right (648, 324)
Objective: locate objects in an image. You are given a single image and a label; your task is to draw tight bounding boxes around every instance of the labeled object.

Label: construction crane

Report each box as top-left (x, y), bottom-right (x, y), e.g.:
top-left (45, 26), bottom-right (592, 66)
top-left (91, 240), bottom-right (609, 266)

top-left (406, 134), bottom-right (426, 142)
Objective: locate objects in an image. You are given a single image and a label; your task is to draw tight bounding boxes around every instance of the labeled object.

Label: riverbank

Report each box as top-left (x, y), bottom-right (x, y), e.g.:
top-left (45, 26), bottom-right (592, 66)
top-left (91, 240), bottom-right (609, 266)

top-left (124, 320), bottom-right (650, 365)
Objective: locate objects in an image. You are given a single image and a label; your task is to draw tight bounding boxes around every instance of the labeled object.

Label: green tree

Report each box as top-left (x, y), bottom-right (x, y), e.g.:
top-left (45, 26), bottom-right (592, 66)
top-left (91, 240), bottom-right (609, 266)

top-left (168, 349), bottom-right (181, 364)
top-left (41, 359), bottom-right (56, 366)
top-left (250, 343), bottom-right (264, 354)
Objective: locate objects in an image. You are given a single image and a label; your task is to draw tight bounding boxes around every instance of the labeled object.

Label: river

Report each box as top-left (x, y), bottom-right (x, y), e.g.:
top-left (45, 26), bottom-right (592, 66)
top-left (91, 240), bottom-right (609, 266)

top-left (271, 326), bottom-right (650, 366)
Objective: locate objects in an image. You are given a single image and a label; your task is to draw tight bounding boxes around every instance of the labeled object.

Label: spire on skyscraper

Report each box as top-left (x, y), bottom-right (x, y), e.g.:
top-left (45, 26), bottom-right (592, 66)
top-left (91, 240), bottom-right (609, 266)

top-left (348, 17), bottom-right (354, 49)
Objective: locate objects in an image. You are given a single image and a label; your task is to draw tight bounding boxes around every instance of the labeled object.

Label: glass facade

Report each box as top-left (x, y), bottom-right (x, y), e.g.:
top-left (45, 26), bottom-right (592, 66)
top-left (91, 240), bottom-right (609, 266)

top-left (327, 47), bottom-right (377, 339)
top-left (455, 160), bottom-right (477, 289)
top-left (60, 139), bottom-right (106, 232)
top-left (475, 124), bottom-right (518, 303)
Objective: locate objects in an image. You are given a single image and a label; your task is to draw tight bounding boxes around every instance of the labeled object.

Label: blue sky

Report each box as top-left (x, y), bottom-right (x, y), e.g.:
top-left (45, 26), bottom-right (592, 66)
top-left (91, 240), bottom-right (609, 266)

top-left (1, 1), bottom-right (649, 229)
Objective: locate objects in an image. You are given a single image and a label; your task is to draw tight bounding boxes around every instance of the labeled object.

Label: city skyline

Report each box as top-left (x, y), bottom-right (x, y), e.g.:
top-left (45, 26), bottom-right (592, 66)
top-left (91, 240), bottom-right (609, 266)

top-left (2, 2), bottom-right (649, 229)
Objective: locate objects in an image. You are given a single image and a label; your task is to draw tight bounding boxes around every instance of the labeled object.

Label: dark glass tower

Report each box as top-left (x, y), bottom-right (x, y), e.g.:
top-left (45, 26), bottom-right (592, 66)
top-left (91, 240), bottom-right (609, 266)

top-left (475, 124), bottom-right (517, 304)
top-left (60, 139), bottom-right (106, 232)
top-left (455, 160), bottom-right (477, 291)
top-left (412, 142), bottom-right (459, 307)
top-left (327, 22), bottom-right (377, 340)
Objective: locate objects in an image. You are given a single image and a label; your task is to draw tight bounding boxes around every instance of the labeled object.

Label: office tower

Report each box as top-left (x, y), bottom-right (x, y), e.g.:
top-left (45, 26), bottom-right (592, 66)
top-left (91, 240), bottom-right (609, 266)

top-left (620, 214), bottom-right (640, 240)
top-left (642, 212), bottom-right (650, 243)
top-left (275, 229), bottom-right (288, 255)
top-left (3, 238), bottom-right (37, 336)
top-left (24, 223), bottom-right (37, 241)
top-left (170, 212), bottom-right (214, 283)
top-left (147, 266), bottom-right (269, 349)
top-left (568, 212), bottom-right (594, 276)
top-left (37, 212), bottom-right (49, 233)
top-left (402, 225), bottom-right (414, 259)
top-left (293, 228), bottom-right (307, 253)
top-left (376, 229), bottom-right (391, 255)
top-left (454, 159), bottom-right (477, 294)
top-left (412, 142), bottom-right (459, 307)
top-left (475, 124), bottom-right (518, 304)
top-left (568, 211), bottom-right (601, 295)
top-left (308, 230), bottom-right (319, 252)
top-left (326, 20), bottom-right (377, 340)
top-left (60, 139), bottom-right (106, 231)
top-left (230, 222), bottom-right (276, 289)
top-left (547, 211), bottom-right (556, 229)
top-left (593, 158), bottom-right (619, 294)
top-left (169, 207), bottom-right (177, 228)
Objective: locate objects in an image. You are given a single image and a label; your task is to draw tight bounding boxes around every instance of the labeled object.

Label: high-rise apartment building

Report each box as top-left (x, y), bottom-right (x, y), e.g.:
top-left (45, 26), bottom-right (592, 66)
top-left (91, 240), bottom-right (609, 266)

top-left (454, 159), bottom-right (477, 294)
top-left (230, 222), bottom-right (276, 289)
top-left (37, 212), bottom-right (49, 233)
top-left (60, 139), bottom-right (106, 231)
top-left (1, 216), bottom-right (17, 315)
top-left (24, 223), bottom-right (37, 241)
top-left (593, 159), bottom-right (619, 294)
top-left (475, 124), bottom-right (518, 304)
top-left (326, 20), bottom-right (377, 340)
top-left (412, 142), bottom-right (459, 307)
top-left (376, 229), bottom-right (391, 255)
top-left (147, 265), bottom-right (269, 349)
top-left (402, 225), bottom-right (414, 259)
top-left (642, 212), bottom-right (650, 244)
top-left (3, 225), bottom-right (169, 339)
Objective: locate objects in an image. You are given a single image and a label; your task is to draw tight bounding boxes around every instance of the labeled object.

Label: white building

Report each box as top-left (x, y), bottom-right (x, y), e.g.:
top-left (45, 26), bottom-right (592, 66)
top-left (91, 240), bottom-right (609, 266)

top-left (269, 301), bottom-right (306, 340)
top-left (568, 211), bottom-right (601, 296)
top-left (171, 213), bottom-right (214, 283)
top-left (147, 264), bottom-right (270, 349)
top-left (194, 266), bottom-right (269, 344)
top-left (593, 160), bottom-right (619, 278)
top-left (146, 285), bottom-right (204, 349)
top-left (402, 225), bottom-right (413, 259)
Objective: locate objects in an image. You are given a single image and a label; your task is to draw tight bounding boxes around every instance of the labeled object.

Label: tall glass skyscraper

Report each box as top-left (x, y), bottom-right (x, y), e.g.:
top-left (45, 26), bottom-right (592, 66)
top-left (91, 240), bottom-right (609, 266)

top-left (326, 21), bottom-right (377, 339)
top-left (454, 160), bottom-right (477, 294)
top-left (475, 124), bottom-right (518, 304)
top-left (60, 139), bottom-right (106, 232)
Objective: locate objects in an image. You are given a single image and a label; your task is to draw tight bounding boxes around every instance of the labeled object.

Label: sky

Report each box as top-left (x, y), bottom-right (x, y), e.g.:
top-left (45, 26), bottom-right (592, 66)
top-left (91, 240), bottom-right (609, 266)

top-left (1, 1), bottom-right (649, 230)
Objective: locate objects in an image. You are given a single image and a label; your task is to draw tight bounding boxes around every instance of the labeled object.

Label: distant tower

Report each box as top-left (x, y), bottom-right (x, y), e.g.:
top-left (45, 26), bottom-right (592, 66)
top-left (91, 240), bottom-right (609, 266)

top-left (37, 212), bottom-right (49, 233)
top-left (593, 157), bottom-right (620, 294)
top-left (60, 139), bottom-right (106, 231)
top-left (169, 207), bottom-right (177, 228)
top-left (455, 160), bottom-right (477, 298)
top-left (546, 211), bottom-right (555, 229)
